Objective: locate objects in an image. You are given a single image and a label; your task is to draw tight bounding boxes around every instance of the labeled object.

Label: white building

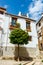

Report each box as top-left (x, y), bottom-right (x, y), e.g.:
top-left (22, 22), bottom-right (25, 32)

top-left (0, 7), bottom-right (38, 58)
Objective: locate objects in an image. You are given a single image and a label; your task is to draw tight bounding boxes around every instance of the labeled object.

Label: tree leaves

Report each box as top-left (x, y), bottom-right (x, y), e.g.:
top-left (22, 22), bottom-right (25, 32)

top-left (9, 28), bottom-right (29, 45)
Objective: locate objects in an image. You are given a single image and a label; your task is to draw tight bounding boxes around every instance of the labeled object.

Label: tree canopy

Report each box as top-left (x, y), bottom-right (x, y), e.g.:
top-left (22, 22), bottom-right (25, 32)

top-left (9, 28), bottom-right (29, 45)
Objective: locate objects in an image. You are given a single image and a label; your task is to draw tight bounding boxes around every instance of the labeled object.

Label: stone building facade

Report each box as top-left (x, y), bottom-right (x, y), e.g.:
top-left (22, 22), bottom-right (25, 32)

top-left (36, 13), bottom-right (43, 50)
top-left (36, 13), bottom-right (43, 58)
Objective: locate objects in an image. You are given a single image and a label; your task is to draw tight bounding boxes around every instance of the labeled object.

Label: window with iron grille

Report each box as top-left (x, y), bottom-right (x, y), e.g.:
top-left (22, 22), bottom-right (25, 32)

top-left (11, 18), bottom-right (16, 26)
top-left (26, 22), bottom-right (30, 29)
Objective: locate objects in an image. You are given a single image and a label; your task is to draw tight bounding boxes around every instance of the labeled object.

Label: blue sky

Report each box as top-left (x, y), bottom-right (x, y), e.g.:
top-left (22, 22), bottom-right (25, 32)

top-left (0, 0), bottom-right (43, 20)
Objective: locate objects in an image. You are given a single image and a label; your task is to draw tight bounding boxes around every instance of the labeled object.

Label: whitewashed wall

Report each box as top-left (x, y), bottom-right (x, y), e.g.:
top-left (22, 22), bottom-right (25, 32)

top-left (17, 18), bottom-right (26, 30)
top-left (0, 14), bottom-right (11, 46)
top-left (0, 14), bottom-right (38, 48)
top-left (24, 22), bottom-right (38, 48)
top-left (17, 18), bottom-right (38, 48)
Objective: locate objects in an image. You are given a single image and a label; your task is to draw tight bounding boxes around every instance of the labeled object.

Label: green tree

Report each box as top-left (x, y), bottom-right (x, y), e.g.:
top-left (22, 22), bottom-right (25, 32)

top-left (9, 28), bottom-right (29, 60)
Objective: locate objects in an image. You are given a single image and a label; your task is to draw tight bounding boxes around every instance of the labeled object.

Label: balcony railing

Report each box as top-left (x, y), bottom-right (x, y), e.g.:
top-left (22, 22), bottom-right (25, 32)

top-left (9, 23), bottom-right (20, 30)
top-left (26, 27), bottom-right (31, 32)
top-left (9, 25), bottom-right (18, 30)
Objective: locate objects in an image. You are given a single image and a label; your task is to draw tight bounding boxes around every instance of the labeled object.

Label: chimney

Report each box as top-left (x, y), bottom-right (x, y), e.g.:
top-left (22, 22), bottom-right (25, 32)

top-left (18, 11), bottom-right (21, 16)
top-left (0, 7), bottom-right (6, 14)
top-left (26, 13), bottom-right (29, 18)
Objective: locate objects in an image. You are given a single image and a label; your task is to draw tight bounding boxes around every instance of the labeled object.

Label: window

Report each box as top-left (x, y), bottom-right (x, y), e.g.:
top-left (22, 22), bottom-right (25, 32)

top-left (41, 43), bottom-right (42, 47)
top-left (0, 11), bottom-right (4, 14)
top-left (40, 43), bottom-right (43, 50)
top-left (39, 22), bottom-right (41, 27)
top-left (26, 22), bottom-right (30, 28)
top-left (26, 22), bottom-right (31, 32)
top-left (39, 33), bottom-right (41, 36)
top-left (38, 32), bottom-right (41, 37)
top-left (11, 18), bottom-right (16, 26)
top-left (28, 36), bottom-right (32, 41)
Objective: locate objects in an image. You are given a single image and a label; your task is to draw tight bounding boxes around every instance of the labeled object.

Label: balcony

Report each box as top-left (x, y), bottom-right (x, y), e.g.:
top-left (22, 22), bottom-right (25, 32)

top-left (26, 27), bottom-right (31, 32)
top-left (9, 25), bottom-right (17, 30)
top-left (9, 23), bottom-right (20, 30)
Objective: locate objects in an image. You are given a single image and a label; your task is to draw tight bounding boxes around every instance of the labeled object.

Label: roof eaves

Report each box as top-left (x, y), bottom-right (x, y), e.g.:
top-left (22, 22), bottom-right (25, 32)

top-left (5, 13), bottom-right (36, 22)
top-left (36, 16), bottom-right (43, 25)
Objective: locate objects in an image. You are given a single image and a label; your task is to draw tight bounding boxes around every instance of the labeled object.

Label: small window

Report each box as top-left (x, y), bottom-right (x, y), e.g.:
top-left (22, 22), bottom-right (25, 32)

top-left (39, 23), bottom-right (41, 27)
top-left (11, 18), bottom-right (16, 26)
top-left (26, 22), bottom-right (31, 32)
top-left (40, 43), bottom-right (43, 50)
top-left (39, 33), bottom-right (41, 37)
top-left (26, 22), bottom-right (30, 28)
top-left (28, 36), bottom-right (32, 41)
top-left (41, 43), bottom-right (42, 47)
top-left (0, 11), bottom-right (4, 14)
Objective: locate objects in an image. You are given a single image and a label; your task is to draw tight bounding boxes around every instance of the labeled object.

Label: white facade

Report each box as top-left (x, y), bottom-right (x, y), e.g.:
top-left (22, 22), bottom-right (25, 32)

top-left (17, 18), bottom-right (38, 48)
top-left (0, 10), bottom-right (38, 47)
top-left (0, 7), bottom-right (39, 58)
top-left (0, 14), bottom-right (10, 46)
top-left (0, 10), bottom-right (38, 48)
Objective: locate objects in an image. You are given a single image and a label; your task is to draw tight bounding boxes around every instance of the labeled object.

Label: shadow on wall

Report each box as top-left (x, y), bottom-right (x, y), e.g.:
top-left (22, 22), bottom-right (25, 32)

top-left (14, 46), bottom-right (33, 61)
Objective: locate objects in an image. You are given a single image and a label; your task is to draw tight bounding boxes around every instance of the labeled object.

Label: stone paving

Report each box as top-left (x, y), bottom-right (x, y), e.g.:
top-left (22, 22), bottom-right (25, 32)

top-left (25, 61), bottom-right (35, 65)
top-left (25, 59), bottom-right (43, 65)
top-left (33, 59), bottom-right (43, 65)
top-left (0, 60), bottom-right (30, 65)
top-left (0, 59), bottom-right (43, 65)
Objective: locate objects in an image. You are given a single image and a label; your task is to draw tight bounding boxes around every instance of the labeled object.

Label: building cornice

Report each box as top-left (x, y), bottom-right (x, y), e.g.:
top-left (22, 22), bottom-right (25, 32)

top-left (0, 7), bottom-right (6, 11)
top-left (5, 13), bottom-right (36, 22)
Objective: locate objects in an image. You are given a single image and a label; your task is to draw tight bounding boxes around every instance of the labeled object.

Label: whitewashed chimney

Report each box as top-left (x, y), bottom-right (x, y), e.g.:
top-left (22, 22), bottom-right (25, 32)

top-left (26, 13), bottom-right (29, 18)
top-left (18, 11), bottom-right (21, 16)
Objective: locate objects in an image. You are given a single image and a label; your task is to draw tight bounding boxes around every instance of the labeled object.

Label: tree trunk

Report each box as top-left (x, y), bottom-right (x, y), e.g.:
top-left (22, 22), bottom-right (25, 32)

top-left (18, 44), bottom-right (19, 61)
